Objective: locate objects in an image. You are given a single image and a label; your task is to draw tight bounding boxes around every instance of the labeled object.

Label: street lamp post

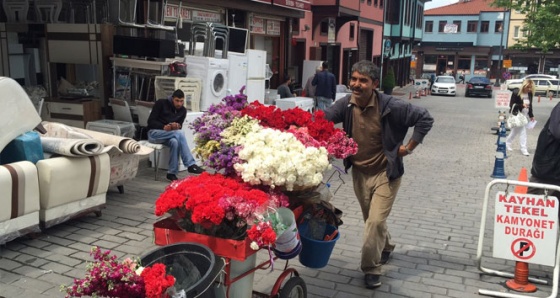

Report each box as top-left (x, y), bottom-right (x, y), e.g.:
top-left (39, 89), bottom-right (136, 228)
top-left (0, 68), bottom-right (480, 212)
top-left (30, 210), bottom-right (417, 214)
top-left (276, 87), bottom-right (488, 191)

top-left (495, 19), bottom-right (505, 87)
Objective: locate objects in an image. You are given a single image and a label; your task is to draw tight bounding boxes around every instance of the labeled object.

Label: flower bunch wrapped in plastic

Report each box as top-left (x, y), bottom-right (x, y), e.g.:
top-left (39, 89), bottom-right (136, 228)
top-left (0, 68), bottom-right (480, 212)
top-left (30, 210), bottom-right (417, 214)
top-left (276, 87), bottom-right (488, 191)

top-left (155, 172), bottom-right (289, 243)
top-left (189, 89), bottom-right (358, 190)
top-left (61, 247), bottom-right (175, 298)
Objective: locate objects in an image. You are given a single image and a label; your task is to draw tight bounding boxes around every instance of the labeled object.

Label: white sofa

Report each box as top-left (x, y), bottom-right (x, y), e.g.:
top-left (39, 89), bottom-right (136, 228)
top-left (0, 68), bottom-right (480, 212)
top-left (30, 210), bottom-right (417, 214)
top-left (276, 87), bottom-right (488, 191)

top-left (0, 161), bottom-right (41, 244)
top-left (37, 153), bottom-right (110, 228)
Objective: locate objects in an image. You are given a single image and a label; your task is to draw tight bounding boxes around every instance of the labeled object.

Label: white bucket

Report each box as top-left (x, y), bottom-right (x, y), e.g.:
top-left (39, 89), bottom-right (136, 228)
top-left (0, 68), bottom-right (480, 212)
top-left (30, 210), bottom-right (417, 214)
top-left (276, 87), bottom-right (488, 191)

top-left (274, 208), bottom-right (300, 253)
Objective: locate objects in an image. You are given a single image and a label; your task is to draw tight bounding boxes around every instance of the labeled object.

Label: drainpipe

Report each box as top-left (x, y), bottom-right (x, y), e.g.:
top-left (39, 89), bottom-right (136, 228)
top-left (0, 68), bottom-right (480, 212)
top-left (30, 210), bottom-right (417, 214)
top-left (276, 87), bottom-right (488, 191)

top-left (380, 0), bottom-right (388, 87)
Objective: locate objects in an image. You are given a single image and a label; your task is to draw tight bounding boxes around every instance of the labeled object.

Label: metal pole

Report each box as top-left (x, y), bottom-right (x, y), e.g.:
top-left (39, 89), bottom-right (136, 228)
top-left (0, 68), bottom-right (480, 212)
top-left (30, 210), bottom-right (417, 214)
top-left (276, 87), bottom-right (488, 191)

top-left (494, 14), bottom-right (506, 87)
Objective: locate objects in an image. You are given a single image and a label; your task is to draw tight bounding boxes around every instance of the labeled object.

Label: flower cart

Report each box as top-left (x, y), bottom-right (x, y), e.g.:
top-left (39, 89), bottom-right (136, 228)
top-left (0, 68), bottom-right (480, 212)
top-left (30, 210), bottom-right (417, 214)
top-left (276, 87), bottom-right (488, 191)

top-left (150, 89), bottom-right (357, 298)
top-left (153, 217), bottom-right (306, 298)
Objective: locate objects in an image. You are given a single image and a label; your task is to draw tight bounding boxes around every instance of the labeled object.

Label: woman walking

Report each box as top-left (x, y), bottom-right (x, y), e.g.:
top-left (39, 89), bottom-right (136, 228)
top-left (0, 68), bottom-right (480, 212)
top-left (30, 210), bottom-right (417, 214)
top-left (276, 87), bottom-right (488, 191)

top-left (506, 79), bottom-right (535, 156)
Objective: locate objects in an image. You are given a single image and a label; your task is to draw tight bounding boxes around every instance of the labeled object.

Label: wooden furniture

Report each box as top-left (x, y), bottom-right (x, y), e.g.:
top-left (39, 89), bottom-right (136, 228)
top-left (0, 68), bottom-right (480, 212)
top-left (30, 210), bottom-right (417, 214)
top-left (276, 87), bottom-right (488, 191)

top-left (41, 98), bottom-right (102, 128)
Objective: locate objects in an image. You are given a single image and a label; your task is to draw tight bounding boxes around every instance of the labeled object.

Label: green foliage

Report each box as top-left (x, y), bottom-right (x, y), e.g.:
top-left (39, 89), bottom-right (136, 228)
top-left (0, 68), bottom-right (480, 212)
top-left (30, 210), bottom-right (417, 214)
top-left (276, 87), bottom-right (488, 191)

top-left (382, 68), bottom-right (396, 91)
top-left (492, 0), bottom-right (560, 52)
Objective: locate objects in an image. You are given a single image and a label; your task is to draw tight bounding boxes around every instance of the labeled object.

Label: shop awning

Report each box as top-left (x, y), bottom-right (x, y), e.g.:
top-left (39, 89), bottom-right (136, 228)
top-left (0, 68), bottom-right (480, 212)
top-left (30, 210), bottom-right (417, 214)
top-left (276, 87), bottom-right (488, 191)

top-left (251, 0), bottom-right (311, 11)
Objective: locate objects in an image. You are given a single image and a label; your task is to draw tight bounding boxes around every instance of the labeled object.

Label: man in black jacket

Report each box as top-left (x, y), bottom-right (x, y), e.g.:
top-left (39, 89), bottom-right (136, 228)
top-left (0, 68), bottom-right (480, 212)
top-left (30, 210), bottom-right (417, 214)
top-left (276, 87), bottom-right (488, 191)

top-left (528, 102), bottom-right (560, 197)
top-left (147, 89), bottom-right (204, 181)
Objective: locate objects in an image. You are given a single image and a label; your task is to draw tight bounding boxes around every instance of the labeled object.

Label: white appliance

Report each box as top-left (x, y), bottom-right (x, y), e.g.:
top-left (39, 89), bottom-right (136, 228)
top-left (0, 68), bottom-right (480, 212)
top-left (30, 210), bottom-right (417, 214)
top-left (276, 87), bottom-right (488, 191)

top-left (245, 49), bottom-right (267, 104)
top-left (186, 56), bottom-right (229, 111)
top-left (149, 112), bottom-right (204, 171)
top-left (275, 97), bottom-right (314, 113)
top-left (227, 52), bottom-right (248, 95)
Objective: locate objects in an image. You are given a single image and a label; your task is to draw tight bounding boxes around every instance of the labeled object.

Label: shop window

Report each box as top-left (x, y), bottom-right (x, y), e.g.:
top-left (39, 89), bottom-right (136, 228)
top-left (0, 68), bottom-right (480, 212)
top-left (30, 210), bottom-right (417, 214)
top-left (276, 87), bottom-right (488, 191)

top-left (480, 21), bottom-right (489, 33)
top-left (495, 21), bottom-right (503, 33)
top-left (424, 55), bottom-right (437, 64)
top-left (438, 21), bottom-right (446, 33)
top-left (350, 23), bottom-right (355, 40)
top-left (453, 21), bottom-right (461, 32)
top-left (425, 21), bottom-right (433, 33)
top-left (467, 21), bottom-right (477, 33)
top-left (458, 58), bottom-right (470, 70)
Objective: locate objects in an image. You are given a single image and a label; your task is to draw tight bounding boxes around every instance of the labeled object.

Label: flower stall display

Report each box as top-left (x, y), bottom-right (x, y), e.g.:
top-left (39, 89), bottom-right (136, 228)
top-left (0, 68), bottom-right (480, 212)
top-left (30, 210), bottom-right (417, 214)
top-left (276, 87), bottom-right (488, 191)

top-left (155, 172), bottom-right (290, 247)
top-left (61, 247), bottom-right (176, 298)
top-left (189, 91), bottom-right (357, 191)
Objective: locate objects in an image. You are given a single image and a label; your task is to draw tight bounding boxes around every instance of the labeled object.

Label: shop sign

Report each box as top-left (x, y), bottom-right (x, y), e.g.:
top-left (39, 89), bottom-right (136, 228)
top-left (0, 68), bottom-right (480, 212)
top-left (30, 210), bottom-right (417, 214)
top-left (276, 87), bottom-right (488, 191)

top-left (273, 0), bottom-right (311, 11)
top-left (192, 11), bottom-right (221, 23)
top-left (492, 191), bottom-right (558, 266)
top-left (503, 59), bottom-right (512, 68)
top-left (267, 20), bottom-right (281, 36)
top-left (250, 16), bottom-right (266, 34)
top-left (164, 4), bottom-right (191, 21)
top-left (251, 0), bottom-right (271, 3)
top-left (436, 47), bottom-right (464, 51)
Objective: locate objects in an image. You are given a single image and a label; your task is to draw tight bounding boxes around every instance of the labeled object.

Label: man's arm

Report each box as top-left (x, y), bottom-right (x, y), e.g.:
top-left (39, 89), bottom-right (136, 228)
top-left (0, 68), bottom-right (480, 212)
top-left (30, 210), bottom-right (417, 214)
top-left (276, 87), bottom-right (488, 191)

top-left (548, 103), bottom-right (560, 139)
top-left (147, 100), bottom-right (166, 130)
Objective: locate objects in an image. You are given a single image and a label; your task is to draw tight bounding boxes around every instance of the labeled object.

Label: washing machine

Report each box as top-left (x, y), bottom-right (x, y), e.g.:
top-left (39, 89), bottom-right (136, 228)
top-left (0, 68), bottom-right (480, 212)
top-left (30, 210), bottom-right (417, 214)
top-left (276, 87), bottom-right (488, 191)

top-left (186, 56), bottom-right (229, 111)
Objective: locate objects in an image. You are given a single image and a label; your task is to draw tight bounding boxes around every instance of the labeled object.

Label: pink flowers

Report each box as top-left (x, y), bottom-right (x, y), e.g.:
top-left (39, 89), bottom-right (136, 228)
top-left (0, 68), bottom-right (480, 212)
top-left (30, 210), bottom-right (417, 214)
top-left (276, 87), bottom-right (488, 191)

top-left (61, 247), bottom-right (175, 298)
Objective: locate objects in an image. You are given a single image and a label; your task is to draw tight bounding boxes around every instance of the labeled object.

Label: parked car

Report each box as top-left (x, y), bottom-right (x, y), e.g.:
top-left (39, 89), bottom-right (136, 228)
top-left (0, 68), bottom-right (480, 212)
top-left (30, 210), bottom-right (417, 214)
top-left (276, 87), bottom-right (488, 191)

top-left (507, 78), bottom-right (560, 97)
top-left (504, 74), bottom-right (557, 90)
top-left (431, 76), bottom-right (457, 96)
top-left (465, 76), bottom-right (492, 97)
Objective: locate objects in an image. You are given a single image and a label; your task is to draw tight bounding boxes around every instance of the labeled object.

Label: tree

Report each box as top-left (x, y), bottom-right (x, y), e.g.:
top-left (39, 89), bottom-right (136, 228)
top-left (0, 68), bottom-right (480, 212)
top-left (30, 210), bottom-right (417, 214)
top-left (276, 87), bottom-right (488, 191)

top-left (492, 0), bottom-right (560, 52)
top-left (382, 67), bottom-right (396, 95)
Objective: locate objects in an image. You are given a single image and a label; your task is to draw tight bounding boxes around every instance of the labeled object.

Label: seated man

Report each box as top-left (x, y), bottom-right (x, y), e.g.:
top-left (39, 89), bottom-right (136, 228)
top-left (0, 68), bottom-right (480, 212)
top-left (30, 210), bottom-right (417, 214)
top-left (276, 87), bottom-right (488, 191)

top-left (147, 89), bottom-right (204, 181)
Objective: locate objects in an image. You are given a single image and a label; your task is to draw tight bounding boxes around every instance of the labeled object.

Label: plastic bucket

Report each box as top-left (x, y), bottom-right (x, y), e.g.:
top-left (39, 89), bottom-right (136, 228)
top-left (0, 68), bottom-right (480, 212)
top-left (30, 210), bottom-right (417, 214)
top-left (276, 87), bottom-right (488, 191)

top-left (141, 242), bottom-right (224, 298)
top-left (298, 221), bottom-right (340, 269)
top-left (274, 208), bottom-right (299, 253)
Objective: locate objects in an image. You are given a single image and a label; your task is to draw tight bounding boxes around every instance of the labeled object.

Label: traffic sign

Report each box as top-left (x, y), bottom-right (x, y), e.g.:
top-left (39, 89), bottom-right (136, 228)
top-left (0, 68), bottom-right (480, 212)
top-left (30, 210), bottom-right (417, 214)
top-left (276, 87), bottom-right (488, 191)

top-left (492, 192), bottom-right (558, 266)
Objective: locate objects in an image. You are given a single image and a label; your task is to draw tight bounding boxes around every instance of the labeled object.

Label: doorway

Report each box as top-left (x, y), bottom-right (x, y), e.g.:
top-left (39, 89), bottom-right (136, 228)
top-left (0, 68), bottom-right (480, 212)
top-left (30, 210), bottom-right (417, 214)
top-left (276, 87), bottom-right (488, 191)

top-left (342, 48), bottom-right (358, 86)
top-left (437, 58), bottom-right (447, 75)
top-left (321, 44), bottom-right (341, 83)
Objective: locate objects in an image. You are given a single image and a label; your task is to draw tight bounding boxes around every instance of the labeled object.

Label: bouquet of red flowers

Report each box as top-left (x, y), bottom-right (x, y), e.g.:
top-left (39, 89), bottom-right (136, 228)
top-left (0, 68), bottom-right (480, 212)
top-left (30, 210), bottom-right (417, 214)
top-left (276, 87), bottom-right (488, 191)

top-left (155, 172), bottom-right (289, 244)
top-left (61, 247), bottom-right (175, 298)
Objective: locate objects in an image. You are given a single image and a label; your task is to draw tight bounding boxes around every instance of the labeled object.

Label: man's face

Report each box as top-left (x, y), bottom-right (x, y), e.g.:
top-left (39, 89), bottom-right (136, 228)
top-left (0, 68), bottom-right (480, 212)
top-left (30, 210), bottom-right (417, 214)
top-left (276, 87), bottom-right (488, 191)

top-left (349, 71), bottom-right (378, 101)
top-left (172, 96), bottom-right (184, 109)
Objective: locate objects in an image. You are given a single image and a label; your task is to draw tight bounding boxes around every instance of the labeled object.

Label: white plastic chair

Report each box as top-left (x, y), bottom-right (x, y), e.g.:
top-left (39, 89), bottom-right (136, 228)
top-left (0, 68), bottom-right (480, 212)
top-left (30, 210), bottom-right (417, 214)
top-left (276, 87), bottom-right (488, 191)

top-left (135, 100), bottom-right (165, 180)
top-left (109, 98), bottom-right (134, 122)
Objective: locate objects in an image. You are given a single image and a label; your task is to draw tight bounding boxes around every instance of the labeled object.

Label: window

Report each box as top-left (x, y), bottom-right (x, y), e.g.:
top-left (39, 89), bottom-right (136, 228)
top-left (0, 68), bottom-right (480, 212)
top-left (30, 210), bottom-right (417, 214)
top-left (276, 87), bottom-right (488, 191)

top-left (374, 0), bottom-right (378, 6)
top-left (350, 23), bottom-right (355, 40)
top-left (522, 28), bottom-right (528, 37)
top-left (386, 1), bottom-right (400, 24)
top-left (513, 26), bottom-right (520, 38)
top-left (417, 5), bottom-right (424, 28)
top-left (320, 20), bottom-right (328, 35)
top-left (467, 21), bottom-right (477, 32)
top-left (425, 21), bottom-right (433, 33)
top-left (438, 21), bottom-right (446, 32)
top-left (453, 20), bottom-right (461, 32)
top-left (495, 21), bottom-right (502, 33)
top-left (480, 21), bottom-right (489, 33)
top-left (367, 0), bottom-right (372, 5)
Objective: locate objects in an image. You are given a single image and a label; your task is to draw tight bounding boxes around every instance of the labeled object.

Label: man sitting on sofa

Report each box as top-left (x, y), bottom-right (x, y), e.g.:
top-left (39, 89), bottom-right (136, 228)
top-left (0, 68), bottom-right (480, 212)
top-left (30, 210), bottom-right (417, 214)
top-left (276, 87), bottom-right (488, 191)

top-left (148, 89), bottom-right (204, 181)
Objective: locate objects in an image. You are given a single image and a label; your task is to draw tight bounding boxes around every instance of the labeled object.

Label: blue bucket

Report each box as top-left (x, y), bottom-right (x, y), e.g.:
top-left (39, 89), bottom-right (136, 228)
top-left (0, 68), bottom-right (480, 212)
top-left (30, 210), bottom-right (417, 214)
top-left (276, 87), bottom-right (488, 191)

top-left (298, 221), bottom-right (339, 269)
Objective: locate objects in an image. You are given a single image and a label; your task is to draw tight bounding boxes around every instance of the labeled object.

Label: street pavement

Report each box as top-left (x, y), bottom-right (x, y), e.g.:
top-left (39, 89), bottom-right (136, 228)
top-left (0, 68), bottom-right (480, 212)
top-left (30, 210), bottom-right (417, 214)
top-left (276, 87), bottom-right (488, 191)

top-left (2, 85), bottom-right (560, 298)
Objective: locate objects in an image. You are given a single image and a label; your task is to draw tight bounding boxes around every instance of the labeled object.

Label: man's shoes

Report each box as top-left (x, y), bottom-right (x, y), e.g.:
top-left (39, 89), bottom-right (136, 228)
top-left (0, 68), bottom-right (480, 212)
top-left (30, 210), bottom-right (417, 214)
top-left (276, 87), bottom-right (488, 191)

top-left (364, 274), bottom-right (382, 289)
top-left (166, 174), bottom-right (178, 181)
top-left (187, 164), bottom-right (205, 174)
top-left (380, 250), bottom-right (392, 265)
top-left (506, 146), bottom-right (513, 151)
top-left (521, 150), bottom-right (530, 156)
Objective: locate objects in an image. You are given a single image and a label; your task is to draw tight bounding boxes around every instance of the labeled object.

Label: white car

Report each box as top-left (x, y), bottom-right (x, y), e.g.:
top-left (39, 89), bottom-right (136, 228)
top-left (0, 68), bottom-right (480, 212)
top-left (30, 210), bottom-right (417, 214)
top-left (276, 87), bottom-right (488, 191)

top-left (431, 76), bottom-right (457, 96)
top-left (505, 74), bottom-right (557, 90)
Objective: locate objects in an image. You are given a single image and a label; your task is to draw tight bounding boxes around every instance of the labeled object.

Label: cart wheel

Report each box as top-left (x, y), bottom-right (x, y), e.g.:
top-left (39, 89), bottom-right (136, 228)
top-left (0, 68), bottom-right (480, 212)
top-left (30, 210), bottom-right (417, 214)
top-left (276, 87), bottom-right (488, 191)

top-left (279, 276), bottom-right (307, 298)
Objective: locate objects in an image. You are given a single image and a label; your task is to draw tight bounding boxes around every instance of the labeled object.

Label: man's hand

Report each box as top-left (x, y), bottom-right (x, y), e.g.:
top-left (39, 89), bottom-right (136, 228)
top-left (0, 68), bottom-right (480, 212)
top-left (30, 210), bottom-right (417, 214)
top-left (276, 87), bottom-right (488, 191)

top-left (164, 123), bottom-right (181, 131)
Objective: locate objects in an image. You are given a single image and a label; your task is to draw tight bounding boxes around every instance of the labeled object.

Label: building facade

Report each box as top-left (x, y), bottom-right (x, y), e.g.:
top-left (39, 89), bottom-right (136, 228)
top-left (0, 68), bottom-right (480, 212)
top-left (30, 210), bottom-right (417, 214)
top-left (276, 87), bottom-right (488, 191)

top-left (383, 0), bottom-right (430, 86)
top-left (414, 0), bottom-right (509, 82)
top-left (505, 8), bottom-right (560, 78)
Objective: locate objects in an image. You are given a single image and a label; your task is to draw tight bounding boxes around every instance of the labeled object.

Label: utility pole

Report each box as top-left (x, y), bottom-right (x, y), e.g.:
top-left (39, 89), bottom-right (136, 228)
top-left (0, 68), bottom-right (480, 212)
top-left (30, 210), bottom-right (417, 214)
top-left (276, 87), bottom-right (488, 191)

top-left (494, 9), bottom-right (506, 87)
